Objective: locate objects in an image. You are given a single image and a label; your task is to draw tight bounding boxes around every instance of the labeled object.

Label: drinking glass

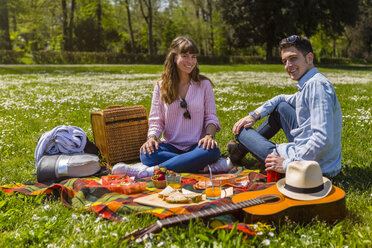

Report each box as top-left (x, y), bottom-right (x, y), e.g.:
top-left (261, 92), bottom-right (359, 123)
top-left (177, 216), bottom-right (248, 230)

top-left (205, 180), bottom-right (221, 200)
top-left (165, 174), bottom-right (182, 189)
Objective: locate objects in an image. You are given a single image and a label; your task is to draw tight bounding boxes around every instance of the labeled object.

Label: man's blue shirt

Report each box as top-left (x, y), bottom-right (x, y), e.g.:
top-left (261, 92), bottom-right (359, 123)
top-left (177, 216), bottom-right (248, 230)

top-left (256, 68), bottom-right (342, 176)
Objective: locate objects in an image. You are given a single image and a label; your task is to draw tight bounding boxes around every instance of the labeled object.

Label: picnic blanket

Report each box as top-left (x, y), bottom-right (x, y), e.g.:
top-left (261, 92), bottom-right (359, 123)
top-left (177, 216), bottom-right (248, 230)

top-left (0, 170), bottom-right (274, 237)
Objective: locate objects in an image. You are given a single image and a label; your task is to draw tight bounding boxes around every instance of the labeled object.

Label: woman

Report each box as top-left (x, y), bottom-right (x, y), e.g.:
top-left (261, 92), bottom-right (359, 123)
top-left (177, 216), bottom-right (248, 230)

top-left (113, 36), bottom-right (232, 178)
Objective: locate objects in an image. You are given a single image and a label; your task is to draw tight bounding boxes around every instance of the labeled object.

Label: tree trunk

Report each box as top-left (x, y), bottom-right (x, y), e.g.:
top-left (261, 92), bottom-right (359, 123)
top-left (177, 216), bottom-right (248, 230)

top-left (125, 0), bottom-right (136, 52)
top-left (11, 6), bottom-right (17, 32)
top-left (207, 0), bottom-right (214, 55)
top-left (96, 0), bottom-right (103, 51)
top-left (0, 0), bottom-right (12, 50)
top-left (148, 0), bottom-right (153, 55)
top-left (333, 37), bottom-right (336, 57)
top-left (266, 42), bottom-right (273, 62)
top-left (67, 0), bottom-right (75, 51)
top-left (139, 0), bottom-right (153, 55)
top-left (61, 0), bottom-right (68, 51)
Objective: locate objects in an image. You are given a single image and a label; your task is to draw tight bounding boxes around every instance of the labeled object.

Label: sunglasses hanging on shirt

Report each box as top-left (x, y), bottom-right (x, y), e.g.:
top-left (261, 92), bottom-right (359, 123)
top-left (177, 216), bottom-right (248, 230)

top-left (180, 99), bottom-right (191, 119)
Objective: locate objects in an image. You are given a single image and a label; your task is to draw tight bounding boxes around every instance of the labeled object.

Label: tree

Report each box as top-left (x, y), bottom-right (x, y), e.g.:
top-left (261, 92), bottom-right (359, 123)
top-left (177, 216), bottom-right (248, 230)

top-left (96, 0), bottom-right (104, 51)
top-left (74, 17), bottom-right (101, 51)
top-left (0, 0), bottom-right (12, 50)
top-left (219, 0), bottom-right (360, 61)
top-left (190, 0), bottom-right (216, 55)
top-left (346, 0), bottom-right (372, 60)
top-left (139, 0), bottom-right (154, 55)
top-left (317, 0), bottom-right (359, 56)
top-left (9, 0), bottom-right (60, 52)
top-left (125, 0), bottom-right (136, 52)
top-left (220, 0), bottom-right (303, 60)
top-left (62, 0), bottom-right (68, 50)
top-left (74, 0), bottom-right (109, 51)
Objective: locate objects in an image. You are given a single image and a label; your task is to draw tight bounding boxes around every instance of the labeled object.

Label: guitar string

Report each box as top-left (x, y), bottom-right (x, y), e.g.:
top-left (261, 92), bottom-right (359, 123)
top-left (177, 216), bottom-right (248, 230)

top-left (123, 197), bottom-right (268, 242)
top-left (158, 198), bottom-right (265, 227)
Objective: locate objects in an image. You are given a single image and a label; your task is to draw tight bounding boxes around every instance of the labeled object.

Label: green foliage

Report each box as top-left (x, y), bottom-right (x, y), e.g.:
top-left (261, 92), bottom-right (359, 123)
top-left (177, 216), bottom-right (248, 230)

top-left (0, 65), bottom-right (371, 247)
top-left (0, 0), bottom-right (371, 61)
top-left (319, 57), bottom-right (352, 65)
top-left (159, 18), bottom-right (180, 54)
top-left (345, 0), bottom-right (372, 60)
top-left (31, 51), bottom-right (166, 64)
top-left (0, 50), bottom-right (24, 64)
top-left (74, 17), bottom-right (104, 52)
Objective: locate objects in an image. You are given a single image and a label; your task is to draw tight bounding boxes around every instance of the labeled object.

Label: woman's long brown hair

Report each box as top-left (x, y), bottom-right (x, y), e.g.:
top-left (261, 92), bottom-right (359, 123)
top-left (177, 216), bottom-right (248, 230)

top-left (160, 36), bottom-right (210, 104)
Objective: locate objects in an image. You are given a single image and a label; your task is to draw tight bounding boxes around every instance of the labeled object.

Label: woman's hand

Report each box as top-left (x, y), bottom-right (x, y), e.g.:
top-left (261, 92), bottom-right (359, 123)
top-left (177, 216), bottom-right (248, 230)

top-left (232, 115), bottom-right (256, 135)
top-left (198, 135), bottom-right (218, 150)
top-left (264, 154), bottom-right (285, 173)
top-left (140, 137), bottom-right (159, 155)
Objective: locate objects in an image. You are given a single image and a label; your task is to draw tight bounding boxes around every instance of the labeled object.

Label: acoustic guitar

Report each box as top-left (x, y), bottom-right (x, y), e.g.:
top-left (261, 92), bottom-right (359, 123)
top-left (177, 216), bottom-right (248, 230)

top-left (120, 185), bottom-right (346, 244)
top-left (232, 184), bottom-right (346, 224)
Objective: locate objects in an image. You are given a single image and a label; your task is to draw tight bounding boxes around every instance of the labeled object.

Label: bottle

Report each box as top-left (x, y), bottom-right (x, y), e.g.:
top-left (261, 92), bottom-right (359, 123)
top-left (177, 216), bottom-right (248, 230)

top-left (267, 170), bottom-right (280, 183)
top-left (267, 149), bottom-right (280, 183)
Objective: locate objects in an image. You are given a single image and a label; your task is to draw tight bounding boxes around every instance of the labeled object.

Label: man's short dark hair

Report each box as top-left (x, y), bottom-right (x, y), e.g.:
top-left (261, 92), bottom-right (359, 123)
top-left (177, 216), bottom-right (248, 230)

top-left (279, 35), bottom-right (313, 57)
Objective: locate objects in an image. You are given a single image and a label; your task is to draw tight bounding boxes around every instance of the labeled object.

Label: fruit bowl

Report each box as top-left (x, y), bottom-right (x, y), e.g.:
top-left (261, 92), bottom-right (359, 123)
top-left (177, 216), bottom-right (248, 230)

top-left (151, 168), bottom-right (176, 189)
top-left (152, 179), bottom-right (166, 189)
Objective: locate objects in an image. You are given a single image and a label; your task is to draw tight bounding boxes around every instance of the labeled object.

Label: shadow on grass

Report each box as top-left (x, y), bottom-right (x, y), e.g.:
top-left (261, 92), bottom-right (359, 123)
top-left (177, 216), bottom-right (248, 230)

top-left (332, 165), bottom-right (372, 192)
top-left (239, 158), bottom-right (265, 171)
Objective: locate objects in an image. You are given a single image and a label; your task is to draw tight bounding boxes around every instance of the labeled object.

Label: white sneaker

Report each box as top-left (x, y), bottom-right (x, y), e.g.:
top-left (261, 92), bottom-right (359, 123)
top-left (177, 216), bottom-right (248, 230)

top-left (204, 158), bottom-right (233, 173)
top-left (112, 162), bottom-right (152, 178)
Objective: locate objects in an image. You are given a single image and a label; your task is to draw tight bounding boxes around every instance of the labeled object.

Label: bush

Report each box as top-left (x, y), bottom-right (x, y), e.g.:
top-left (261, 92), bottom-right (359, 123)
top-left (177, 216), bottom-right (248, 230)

top-left (0, 50), bottom-right (24, 64)
top-left (31, 51), bottom-right (166, 64)
top-left (8, 51), bottom-right (370, 65)
top-left (230, 56), bottom-right (265, 64)
top-left (319, 57), bottom-right (351, 65)
top-left (31, 52), bottom-right (265, 65)
top-left (197, 55), bottom-right (230, 65)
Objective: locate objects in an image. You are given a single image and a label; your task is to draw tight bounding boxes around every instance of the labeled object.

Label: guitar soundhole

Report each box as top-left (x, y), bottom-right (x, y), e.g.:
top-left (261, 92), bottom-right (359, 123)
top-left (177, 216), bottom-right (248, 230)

top-left (262, 194), bottom-right (283, 204)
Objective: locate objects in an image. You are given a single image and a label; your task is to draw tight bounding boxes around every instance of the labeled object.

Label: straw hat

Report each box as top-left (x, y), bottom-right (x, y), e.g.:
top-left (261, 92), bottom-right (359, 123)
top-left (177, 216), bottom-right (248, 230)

top-left (276, 161), bottom-right (332, 201)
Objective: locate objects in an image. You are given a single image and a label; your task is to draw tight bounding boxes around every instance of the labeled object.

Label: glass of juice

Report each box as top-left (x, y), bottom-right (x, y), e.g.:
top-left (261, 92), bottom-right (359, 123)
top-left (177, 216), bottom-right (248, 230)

top-left (205, 180), bottom-right (221, 200)
top-left (166, 174), bottom-right (182, 189)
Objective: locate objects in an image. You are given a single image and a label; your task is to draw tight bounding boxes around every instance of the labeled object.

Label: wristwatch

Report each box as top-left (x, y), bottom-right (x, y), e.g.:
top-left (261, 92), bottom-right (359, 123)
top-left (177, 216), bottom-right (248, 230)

top-left (206, 133), bottom-right (215, 139)
top-left (249, 111), bottom-right (259, 120)
top-left (147, 135), bottom-right (157, 140)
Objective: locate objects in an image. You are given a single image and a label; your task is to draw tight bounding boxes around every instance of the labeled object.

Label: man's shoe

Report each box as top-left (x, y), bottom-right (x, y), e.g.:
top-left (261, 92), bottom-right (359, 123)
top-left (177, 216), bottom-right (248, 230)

top-left (112, 162), bottom-right (152, 178)
top-left (227, 140), bottom-right (245, 163)
top-left (204, 158), bottom-right (233, 173)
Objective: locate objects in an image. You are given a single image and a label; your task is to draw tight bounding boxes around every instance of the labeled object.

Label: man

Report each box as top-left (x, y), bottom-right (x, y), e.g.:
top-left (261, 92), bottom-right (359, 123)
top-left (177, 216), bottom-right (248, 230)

top-left (228, 35), bottom-right (342, 178)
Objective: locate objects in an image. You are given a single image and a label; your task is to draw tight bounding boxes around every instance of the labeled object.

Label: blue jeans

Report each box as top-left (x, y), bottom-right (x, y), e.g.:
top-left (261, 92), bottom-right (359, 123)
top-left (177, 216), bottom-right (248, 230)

top-left (236, 102), bottom-right (298, 162)
top-left (140, 143), bottom-right (220, 173)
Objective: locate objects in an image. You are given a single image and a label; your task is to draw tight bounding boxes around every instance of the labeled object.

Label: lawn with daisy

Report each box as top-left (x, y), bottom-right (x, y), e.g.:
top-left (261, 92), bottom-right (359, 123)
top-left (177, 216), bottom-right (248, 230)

top-left (0, 64), bottom-right (371, 247)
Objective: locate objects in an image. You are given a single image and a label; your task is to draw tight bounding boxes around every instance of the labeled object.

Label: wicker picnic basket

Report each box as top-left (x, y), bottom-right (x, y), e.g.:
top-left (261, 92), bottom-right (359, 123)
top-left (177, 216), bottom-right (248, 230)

top-left (91, 105), bottom-right (148, 165)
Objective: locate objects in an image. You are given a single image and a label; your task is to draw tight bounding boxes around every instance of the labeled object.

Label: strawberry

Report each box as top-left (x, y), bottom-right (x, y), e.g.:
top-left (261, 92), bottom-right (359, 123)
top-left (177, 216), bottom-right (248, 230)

top-left (152, 174), bottom-right (159, 180)
top-left (157, 174), bottom-right (165, 181)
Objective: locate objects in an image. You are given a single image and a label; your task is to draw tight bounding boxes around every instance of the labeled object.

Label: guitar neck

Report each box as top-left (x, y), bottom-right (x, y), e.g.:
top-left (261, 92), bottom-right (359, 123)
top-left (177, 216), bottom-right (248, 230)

top-left (120, 195), bottom-right (278, 243)
top-left (157, 197), bottom-right (266, 228)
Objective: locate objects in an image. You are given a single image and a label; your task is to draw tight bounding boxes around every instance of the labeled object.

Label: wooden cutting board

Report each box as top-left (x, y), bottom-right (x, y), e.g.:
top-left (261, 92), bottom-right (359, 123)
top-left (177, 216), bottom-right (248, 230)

top-left (134, 193), bottom-right (209, 209)
top-left (134, 187), bottom-right (234, 209)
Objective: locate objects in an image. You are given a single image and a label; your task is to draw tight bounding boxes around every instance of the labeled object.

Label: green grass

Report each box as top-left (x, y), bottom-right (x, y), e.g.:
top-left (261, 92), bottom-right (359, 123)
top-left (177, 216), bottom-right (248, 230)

top-left (0, 65), bottom-right (371, 247)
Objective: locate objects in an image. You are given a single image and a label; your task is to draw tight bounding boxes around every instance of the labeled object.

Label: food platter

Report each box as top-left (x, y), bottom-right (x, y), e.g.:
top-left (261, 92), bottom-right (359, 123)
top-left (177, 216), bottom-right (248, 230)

top-left (133, 193), bottom-right (209, 209)
top-left (134, 187), bottom-right (234, 209)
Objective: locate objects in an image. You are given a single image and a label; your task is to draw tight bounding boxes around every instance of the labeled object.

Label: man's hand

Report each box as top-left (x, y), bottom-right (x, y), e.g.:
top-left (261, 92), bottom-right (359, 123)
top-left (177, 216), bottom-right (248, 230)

top-left (140, 137), bottom-right (159, 155)
top-left (265, 154), bottom-right (285, 173)
top-left (232, 115), bottom-right (256, 135)
top-left (198, 135), bottom-right (218, 150)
